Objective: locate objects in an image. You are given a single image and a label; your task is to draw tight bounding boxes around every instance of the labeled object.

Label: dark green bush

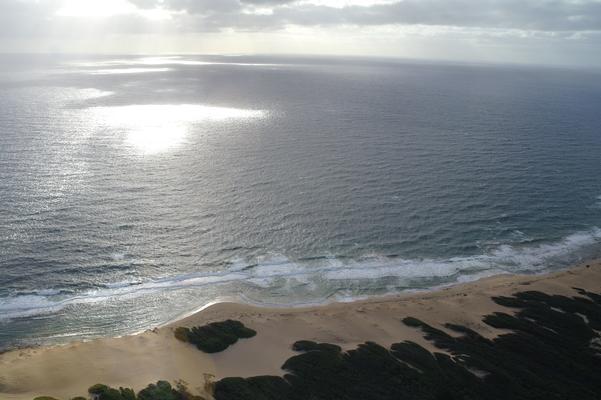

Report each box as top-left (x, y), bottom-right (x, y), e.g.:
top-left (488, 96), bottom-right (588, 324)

top-left (119, 387), bottom-right (136, 400)
top-left (174, 327), bottom-right (189, 342)
top-left (82, 380), bottom-right (211, 400)
top-left (88, 384), bottom-right (135, 400)
top-left (88, 384), bottom-right (110, 395)
top-left (175, 320), bottom-right (256, 353)
top-left (137, 381), bottom-right (179, 400)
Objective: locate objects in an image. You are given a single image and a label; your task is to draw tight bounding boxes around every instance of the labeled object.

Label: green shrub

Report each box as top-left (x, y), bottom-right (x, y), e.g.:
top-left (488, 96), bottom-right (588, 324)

top-left (176, 320), bottom-right (256, 353)
top-left (120, 387), bottom-right (136, 400)
top-left (33, 397), bottom-right (60, 400)
top-left (84, 380), bottom-right (211, 400)
top-left (137, 380), bottom-right (179, 400)
top-left (88, 384), bottom-right (110, 395)
top-left (88, 384), bottom-right (135, 400)
top-left (174, 327), bottom-right (190, 342)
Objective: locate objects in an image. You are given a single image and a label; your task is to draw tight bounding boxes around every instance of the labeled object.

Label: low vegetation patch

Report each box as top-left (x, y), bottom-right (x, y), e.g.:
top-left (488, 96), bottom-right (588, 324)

top-left (88, 381), bottom-right (207, 400)
top-left (213, 289), bottom-right (601, 400)
top-left (35, 381), bottom-right (207, 400)
top-left (174, 319), bottom-right (256, 353)
top-left (34, 290), bottom-right (601, 400)
top-left (88, 383), bottom-right (136, 400)
top-left (34, 397), bottom-right (86, 400)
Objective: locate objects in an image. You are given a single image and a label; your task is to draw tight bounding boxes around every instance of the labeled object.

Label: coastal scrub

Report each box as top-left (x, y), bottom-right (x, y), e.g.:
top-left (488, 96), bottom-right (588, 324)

top-left (174, 320), bottom-right (256, 353)
top-left (213, 289), bottom-right (601, 400)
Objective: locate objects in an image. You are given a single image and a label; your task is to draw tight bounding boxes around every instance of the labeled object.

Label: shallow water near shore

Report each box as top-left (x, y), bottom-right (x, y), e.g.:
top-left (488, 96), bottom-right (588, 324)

top-left (1, 54), bottom-right (601, 350)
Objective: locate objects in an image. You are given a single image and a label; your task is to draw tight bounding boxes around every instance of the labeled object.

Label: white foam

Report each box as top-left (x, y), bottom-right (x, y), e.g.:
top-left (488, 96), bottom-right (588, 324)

top-left (111, 253), bottom-right (125, 261)
top-left (0, 295), bottom-right (66, 319)
top-left (1, 227), bottom-right (599, 320)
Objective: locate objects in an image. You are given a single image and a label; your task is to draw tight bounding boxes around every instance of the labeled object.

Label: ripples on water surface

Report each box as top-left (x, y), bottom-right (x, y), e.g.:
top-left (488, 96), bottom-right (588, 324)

top-left (0, 54), bottom-right (600, 349)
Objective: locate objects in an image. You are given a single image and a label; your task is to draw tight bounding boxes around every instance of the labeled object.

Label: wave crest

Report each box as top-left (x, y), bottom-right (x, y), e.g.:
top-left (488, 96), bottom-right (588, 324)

top-left (1, 227), bottom-right (600, 321)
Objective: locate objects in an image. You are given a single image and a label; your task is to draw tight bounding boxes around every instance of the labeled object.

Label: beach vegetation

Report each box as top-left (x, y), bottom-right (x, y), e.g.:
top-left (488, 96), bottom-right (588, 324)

top-left (35, 290), bottom-right (601, 400)
top-left (174, 327), bottom-right (189, 342)
top-left (88, 384), bottom-right (138, 400)
top-left (80, 381), bottom-right (207, 400)
top-left (174, 320), bottom-right (256, 353)
top-left (213, 289), bottom-right (601, 400)
top-left (137, 380), bottom-right (179, 400)
top-left (119, 387), bottom-right (136, 400)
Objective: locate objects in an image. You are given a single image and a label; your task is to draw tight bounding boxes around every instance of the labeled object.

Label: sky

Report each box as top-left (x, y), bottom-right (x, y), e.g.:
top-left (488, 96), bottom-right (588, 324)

top-left (1, 0), bottom-right (601, 66)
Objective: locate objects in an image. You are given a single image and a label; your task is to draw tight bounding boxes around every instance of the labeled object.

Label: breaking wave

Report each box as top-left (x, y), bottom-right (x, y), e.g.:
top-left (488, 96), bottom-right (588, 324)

top-left (1, 227), bottom-right (600, 321)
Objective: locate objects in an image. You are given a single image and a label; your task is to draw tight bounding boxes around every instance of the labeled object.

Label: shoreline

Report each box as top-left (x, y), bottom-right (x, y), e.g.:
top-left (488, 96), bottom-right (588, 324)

top-left (1, 259), bottom-right (600, 399)
top-left (0, 264), bottom-right (566, 352)
top-left (156, 264), bottom-right (570, 329)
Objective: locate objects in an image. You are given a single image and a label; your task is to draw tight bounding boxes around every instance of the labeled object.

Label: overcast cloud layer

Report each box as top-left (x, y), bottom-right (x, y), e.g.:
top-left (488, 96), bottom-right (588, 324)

top-left (1, 0), bottom-right (601, 66)
top-left (132, 0), bottom-right (601, 31)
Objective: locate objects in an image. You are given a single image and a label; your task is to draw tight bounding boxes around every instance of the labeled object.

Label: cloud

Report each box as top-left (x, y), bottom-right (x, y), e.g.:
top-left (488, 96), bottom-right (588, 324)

top-left (0, 0), bottom-right (600, 66)
top-left (128, 0), bottom-right (601, 32)
top-left (2, 0), bottom-right (601, 34)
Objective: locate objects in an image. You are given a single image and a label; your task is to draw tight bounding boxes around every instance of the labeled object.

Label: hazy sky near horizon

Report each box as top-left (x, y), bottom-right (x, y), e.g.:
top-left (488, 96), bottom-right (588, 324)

top-left (1, 0), bottom-right (601, 66)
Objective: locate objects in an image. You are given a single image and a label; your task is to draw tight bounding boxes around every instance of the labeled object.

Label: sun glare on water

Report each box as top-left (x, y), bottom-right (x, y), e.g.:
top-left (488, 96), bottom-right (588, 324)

top-left (90, 104), bottom-right (266, 155)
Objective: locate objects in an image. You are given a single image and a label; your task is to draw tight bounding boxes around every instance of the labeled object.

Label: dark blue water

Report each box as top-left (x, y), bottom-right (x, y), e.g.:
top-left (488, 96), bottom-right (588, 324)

top-left (1, 55), bottom-right (600, 350)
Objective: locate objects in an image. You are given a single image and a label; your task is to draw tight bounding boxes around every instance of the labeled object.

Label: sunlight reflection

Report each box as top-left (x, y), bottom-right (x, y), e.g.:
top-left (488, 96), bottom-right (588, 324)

top-left (90, 104), bottom-right (266, 154)
top-left (72, 56), bottom-right (281, 68)
top-left (77, 88), bottom-right (114, 99)
top-left (89, 67), bottom-right (172, 75)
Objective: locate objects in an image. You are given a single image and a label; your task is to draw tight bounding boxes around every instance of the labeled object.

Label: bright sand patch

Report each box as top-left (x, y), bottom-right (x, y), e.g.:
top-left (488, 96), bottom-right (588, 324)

top-left (1, 260), bottom-right (600, 399)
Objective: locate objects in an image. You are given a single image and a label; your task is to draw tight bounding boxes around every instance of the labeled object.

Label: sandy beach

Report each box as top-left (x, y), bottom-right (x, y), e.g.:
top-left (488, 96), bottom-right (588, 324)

top-left (1, 260), bottom-right (600, 400)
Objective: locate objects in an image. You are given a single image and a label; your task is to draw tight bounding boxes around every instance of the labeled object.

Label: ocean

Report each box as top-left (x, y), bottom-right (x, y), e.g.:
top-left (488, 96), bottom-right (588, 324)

top-left (1, 54), bottom-right (600, 350)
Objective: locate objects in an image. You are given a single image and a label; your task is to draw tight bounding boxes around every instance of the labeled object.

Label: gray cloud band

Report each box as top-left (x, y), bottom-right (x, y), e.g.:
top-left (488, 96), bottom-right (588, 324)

top-left (1, 0), bottom-right (601, 36)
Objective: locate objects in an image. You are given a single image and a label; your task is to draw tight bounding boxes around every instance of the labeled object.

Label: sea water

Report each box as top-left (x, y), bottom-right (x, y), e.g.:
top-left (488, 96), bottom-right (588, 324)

top-left (1, 54), bottom-right (600, 349)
